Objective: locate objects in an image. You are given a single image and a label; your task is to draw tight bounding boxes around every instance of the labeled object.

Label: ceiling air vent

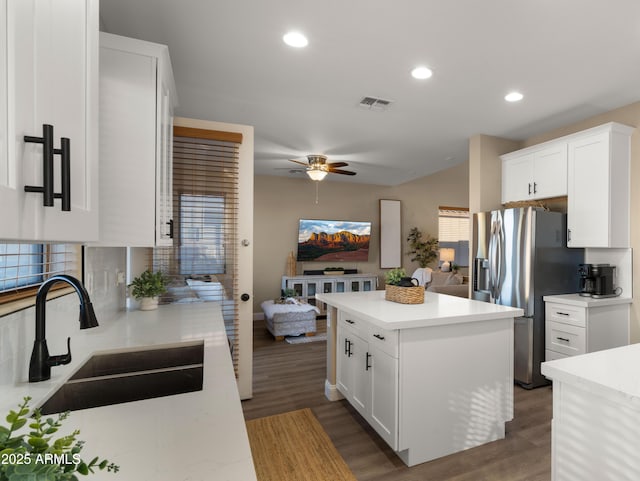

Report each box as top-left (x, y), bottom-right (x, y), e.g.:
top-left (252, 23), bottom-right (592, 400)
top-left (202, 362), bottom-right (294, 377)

top-left (358, 96), bottom-right (393, 111)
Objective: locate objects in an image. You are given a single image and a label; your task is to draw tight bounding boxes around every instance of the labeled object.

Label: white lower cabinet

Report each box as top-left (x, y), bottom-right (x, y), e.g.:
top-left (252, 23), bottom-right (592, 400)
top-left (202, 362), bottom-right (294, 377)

top-left (336, 312), bottom-right (398, 449)
top-left (544, 298), bottom-right (629, 362)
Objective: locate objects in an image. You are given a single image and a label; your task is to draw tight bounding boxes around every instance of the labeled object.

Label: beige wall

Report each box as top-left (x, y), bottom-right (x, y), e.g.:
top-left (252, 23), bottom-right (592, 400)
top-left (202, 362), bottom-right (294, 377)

top-left (253, 161), bottom-right (469, 313)
top-left (515, 101), bottom-right (640, 341)
top-left (469, 134), bottom-right (521, 214)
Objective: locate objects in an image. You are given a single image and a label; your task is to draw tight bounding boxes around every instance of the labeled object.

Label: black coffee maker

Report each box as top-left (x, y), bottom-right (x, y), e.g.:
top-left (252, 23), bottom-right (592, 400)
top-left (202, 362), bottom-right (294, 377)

top-left (578, 263), bottom-right (593, 296)
top-left (578, 263), bottom-right (616, 298)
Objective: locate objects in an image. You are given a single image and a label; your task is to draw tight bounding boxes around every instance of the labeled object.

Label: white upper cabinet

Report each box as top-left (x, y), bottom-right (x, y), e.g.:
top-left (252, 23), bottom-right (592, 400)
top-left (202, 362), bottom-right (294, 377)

top-left (97, 33), bottom-right (177, 247)
top-left (501, 143), bottom-right (567, 203)
top-left (1, 0), bottom-right (99, 242)
top-left (567, 122), bottom-right (634, 248)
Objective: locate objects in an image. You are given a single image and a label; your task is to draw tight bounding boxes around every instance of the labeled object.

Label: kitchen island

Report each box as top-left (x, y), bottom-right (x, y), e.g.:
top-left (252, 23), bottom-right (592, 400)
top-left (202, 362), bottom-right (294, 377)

top-left (542, 343), bottom-right (640, 481)
top-left (0, 303), bottom-right (256, 481)
top-left (316, 289), bottom-right (523, 467)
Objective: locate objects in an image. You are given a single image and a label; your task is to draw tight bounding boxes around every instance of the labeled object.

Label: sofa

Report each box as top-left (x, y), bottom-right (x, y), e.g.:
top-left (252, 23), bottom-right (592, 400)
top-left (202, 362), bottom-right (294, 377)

top-left (413, 268), bottom-right (469, 298)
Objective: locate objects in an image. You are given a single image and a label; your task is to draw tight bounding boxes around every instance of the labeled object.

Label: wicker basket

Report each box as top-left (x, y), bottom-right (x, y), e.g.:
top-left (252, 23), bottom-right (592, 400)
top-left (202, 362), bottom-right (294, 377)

top-left (384, 284), bottom-right (424, 304)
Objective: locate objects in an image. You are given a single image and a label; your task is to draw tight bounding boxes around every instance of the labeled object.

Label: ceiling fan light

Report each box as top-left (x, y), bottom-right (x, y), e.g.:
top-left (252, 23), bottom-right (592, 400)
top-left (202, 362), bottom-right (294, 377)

top-left (307, 169), bottom-right (327, 181)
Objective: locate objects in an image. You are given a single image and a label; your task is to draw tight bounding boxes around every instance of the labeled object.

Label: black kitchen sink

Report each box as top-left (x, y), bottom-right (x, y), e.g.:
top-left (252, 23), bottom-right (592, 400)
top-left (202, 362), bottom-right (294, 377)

top-left (38, 341), bottom-right (204, 414)
top-left (69, 342), bottom-right (204, 380)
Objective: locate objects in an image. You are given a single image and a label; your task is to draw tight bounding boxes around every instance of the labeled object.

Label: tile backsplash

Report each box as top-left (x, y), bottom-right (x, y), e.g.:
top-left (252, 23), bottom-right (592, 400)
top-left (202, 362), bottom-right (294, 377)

top-left (0, 246), bottom-right (127, 391)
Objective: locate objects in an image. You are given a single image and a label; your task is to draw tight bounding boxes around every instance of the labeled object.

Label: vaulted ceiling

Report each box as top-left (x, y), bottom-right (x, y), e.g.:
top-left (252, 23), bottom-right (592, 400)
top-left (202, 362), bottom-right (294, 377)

top-left (100, 0), bottom-right (640, 185)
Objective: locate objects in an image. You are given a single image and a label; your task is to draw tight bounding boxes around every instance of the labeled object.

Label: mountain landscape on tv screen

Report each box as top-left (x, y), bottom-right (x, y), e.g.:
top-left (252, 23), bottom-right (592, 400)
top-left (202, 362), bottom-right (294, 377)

top-left (298, 230), bottom-right (370, 261)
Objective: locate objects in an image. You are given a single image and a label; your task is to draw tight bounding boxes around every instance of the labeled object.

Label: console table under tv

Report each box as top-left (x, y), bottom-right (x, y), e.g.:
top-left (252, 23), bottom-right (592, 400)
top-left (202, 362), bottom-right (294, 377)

top-left (282, 274), bottom-right (378, 316)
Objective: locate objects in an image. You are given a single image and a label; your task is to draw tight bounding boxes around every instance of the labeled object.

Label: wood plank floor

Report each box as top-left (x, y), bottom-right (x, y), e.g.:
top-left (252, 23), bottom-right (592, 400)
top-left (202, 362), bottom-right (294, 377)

top-left (242, 319), bottom-right (552, 481)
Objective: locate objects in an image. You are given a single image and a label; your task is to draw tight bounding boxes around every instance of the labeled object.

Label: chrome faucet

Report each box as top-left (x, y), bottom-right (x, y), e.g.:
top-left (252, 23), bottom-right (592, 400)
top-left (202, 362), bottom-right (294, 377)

top-left (29, 274), bottom-right (99, 382)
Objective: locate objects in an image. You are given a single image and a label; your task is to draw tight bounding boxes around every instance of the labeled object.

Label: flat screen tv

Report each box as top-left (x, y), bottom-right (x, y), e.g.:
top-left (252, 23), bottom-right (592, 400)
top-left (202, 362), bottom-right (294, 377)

top-left (297, 219), bottom-right (371, 262)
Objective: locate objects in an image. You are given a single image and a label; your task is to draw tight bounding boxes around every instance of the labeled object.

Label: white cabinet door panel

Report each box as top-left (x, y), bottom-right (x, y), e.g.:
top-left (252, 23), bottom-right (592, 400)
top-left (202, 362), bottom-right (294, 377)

top-left (370, 347), bottom-right (398, 449)
top-left (533, 144), bottom-right (567, 199)
top-left (5, 0), bottom-right (98, 241)
top-left (567, 132), bottom-right (610, 247)
top-left (502, 153), bottom-right (533, 203)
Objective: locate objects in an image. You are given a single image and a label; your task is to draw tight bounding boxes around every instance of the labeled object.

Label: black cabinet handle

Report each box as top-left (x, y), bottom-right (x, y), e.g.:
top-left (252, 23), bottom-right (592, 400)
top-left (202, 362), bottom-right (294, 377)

top-left (24, 124), bottom-right (55, 207)
top-left (533, 182), bottom-right (537, 194)
top-left (55, 137), bottom-right (71, 211)
top-left (347, 340), bottom-right (353, 357)
top-left (167, 219), bottom-right (174, 238)
top-left (24, 124), bottom-right (71, 211)
top-left (528, 183), bottom-right (532, 195)
top-left (556, 312), bottom-right (570, 316)
top-left (556, 337), bottom-right (570, 343)
top-left (373, 334), bottom-right (385, 340)
top-left (345, 319), bottom-right (355, 324)
top-left (344, 338), bottom-right (349, 355)
top-left (365, 352), bottom-right (371, 371)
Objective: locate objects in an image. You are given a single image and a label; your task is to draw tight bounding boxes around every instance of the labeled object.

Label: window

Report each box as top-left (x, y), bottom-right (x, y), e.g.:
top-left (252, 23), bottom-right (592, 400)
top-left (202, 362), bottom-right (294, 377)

top-left (179, 194), bottom-right (226, 275)
top-left (438, 207), bottom-right (470, 267)
top-left (0, 243), bottom-right (80, 304)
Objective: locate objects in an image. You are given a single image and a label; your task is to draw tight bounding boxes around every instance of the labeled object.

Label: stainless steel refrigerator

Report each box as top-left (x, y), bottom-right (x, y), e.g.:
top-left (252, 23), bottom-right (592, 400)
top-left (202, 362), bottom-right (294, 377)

top-left (472, 207), bottom-right (584, 389)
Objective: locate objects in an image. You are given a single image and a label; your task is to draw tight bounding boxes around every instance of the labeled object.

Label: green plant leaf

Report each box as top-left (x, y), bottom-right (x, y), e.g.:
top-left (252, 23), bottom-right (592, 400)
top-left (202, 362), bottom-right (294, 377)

top-left (76, 463), bottom-right (89, 476)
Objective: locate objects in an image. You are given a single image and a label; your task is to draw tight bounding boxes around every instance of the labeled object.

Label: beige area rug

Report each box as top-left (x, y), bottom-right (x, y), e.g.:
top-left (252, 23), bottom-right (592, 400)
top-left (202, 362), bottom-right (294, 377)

top-left (246, 408), bottom-right (357, 481)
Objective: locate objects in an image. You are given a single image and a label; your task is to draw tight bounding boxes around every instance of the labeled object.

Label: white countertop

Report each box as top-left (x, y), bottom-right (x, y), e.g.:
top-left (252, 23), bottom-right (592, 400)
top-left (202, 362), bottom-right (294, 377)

top-left (543, 293), bottom-right (633, 307)
top-left (542, 342), bottom-right (640, 408)
top-left (316, 290), bottom-right (523, 329)
top-left (0, 303), bottom-right (256, 481)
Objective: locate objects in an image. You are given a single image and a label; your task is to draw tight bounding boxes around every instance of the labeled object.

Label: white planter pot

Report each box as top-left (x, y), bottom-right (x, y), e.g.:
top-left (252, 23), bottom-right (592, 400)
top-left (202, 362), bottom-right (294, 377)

top-left (139, 297), bottom-right (159, 311)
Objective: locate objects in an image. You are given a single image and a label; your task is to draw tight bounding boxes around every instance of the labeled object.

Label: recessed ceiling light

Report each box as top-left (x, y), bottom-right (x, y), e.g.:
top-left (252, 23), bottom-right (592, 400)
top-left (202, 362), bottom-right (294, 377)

top-left (411, 66), bottom-right (433, 80)
top-left (283, 31), bottom-right (308, 48)
top-left (505, 91), bottom-right (524, 102)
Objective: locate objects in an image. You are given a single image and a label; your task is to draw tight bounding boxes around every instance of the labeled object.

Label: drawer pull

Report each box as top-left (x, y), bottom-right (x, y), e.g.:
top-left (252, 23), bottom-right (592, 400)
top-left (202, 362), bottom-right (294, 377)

top-left (556, 337), bottom-right (570, 343)
top-left (345, 319), bottom-right (355, 324)
top-left (556, 312), bottom-right (570, 316)
top-left (365, 352), bottom-right (371, 371)
top-left (373, 334), bottom-right (385, 340)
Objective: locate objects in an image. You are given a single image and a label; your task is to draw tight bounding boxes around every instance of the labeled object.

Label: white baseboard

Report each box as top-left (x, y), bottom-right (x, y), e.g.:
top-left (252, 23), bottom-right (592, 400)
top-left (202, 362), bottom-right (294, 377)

top-left (324, 379), bottom-right (344, 401)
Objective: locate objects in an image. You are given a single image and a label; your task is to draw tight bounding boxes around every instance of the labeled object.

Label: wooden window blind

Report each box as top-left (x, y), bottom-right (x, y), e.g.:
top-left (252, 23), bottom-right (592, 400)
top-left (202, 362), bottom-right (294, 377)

top-left (438, 207), bottom-right (470, 267)
top-left (0, 243), bottom-right (81, 305)
top-left (153, 128), bottom-right (241, 375)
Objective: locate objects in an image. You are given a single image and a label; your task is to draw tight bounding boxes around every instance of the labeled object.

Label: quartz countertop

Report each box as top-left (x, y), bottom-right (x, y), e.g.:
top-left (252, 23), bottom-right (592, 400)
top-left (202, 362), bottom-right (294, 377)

top-left (543, 293), bottom-right (632, 307)
top-left (316, 290), bottom-right (523, 329)
top-left (541, 342), bottom-right (640, 408)
top-left (0, 303), bottom-right (256, 481)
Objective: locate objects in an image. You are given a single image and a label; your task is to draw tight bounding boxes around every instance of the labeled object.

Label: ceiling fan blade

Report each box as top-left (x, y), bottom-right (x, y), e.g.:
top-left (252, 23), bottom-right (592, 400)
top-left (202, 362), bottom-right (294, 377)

top-left (328, 168), bottom-right (356, 176)
top-left (326, 162), bottom-right (348, 168)
top-left (288, 159), bottom-right (309, 166)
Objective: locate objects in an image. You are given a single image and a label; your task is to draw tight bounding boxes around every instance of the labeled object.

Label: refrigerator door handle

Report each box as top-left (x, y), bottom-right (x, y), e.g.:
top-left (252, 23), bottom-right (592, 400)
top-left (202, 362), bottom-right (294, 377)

top-left (489, 218), bottom-right (500, 300)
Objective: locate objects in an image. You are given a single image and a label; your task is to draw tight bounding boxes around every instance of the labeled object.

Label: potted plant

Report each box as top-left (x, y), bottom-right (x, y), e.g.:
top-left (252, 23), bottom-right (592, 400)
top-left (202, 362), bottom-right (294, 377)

top-left (384, 268), bottom-right (424, 304)
top-left (0, 397), bottom-right (119, 479)
top-left (128, 269), bottom-right (167, 311)
top-left (406, 227), bottom-right (439, 268)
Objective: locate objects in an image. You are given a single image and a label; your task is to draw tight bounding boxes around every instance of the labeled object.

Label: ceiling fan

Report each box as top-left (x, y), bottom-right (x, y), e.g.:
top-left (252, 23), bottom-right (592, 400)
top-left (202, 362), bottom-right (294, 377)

top-left (288, 154), bottom-right (356, 181)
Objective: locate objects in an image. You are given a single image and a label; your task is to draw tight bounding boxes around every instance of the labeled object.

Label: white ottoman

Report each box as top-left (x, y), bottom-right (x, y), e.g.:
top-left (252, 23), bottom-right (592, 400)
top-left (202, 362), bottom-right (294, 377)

top-left (261, 300), bottom-right (318, 341)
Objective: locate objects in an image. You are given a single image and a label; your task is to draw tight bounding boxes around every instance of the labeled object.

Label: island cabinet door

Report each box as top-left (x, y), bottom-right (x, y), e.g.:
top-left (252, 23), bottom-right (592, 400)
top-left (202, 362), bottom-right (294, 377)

top-left (369, 346), bottom-right (399, 450)
top-left (350, 334), bottom-right (370, 415)
top-left (336, 329), bottom-right (354, 398)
